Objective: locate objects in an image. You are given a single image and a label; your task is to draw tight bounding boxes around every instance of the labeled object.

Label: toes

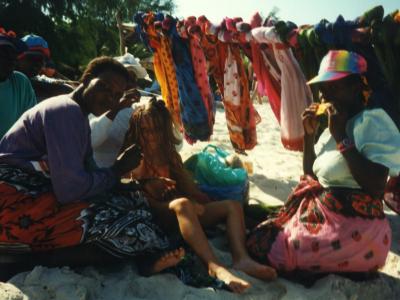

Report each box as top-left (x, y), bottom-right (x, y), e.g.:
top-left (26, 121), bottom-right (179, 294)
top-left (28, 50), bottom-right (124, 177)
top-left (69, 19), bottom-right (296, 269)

top-left (229, 282), bottom-right (249, 294)
top-left (174, 247), bottom-right (185, 259)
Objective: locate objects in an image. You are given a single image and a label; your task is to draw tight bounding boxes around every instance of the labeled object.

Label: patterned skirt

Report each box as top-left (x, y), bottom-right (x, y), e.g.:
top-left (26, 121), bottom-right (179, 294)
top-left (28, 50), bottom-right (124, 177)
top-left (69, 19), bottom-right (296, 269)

top-left (246, 175), bottom-right (391, 273)
top-left (0, 164), bottom-right (170, 257)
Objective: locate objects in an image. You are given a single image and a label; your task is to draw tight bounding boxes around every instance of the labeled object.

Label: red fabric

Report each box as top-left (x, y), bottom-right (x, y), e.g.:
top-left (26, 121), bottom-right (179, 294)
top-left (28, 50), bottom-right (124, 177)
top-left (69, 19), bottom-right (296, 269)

top-left (0, 182), bottom-right (88, 251)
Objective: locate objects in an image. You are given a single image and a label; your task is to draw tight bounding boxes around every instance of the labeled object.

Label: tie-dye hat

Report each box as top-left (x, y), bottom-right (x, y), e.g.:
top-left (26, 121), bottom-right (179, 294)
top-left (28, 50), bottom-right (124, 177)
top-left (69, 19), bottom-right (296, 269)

top-left (307, 50), bottom-right (367, 84)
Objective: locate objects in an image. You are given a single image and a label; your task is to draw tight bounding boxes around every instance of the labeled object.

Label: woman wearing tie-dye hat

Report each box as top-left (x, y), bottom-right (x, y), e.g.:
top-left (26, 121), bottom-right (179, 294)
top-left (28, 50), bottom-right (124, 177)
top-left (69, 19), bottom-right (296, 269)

top-left (247, 50), bottom-right (400, 275)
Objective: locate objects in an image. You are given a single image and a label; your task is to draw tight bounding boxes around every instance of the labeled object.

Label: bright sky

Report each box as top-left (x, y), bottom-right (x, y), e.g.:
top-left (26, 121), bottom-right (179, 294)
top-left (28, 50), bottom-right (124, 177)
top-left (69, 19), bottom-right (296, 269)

top-left (174, 0), bottom-right (399, 25)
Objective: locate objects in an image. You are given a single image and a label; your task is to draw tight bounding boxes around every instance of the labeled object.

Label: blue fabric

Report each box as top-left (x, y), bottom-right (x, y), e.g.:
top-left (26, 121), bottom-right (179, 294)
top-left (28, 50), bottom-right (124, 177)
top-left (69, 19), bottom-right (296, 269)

top-left (134, 12), bottom-right (152, 52)
top-left (199, 181), bottom-right (249, 204)
top-left (313, 15), bottom-right (392, 118)
top-left (166, 16), bottom-right (211, 141)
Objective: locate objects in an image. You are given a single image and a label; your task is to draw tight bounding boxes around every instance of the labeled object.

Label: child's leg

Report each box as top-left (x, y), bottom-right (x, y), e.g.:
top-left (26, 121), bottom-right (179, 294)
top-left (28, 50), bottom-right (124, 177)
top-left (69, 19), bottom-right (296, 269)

top-left (200, 200), bottom-right (277, 281)
top-left (168, 197), bottom-right (250, 293)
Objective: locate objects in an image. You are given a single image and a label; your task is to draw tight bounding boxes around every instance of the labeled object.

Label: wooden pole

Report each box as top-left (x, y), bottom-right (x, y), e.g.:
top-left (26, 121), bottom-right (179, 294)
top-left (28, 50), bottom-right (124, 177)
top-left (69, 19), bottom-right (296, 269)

top-left (115, 10), bottom-right (125, 56)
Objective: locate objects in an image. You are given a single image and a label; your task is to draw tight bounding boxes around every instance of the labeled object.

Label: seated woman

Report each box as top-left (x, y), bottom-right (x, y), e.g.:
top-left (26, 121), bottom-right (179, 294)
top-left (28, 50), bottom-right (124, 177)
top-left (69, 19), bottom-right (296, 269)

top-left (0, 56), bottom-right (183, 276)
top-left (120, 99), bottom-right (277, 293)
top-left (246, 50), bottom-right (400, 274)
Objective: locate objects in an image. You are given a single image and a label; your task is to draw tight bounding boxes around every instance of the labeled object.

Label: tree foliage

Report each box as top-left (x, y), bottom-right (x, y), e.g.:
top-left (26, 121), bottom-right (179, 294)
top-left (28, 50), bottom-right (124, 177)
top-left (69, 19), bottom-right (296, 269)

top-left (0, 0), bottom-right (175, 78)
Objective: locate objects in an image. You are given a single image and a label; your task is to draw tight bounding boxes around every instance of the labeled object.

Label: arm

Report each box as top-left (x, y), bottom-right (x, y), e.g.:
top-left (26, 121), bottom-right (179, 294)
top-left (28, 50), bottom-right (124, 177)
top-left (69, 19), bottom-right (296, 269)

top-left (329, 108), bottom-right (388, 196)
top-left (340, 147), bottom-right (388, 196)
top-left (173, 154), bottom-right (211, 204)
top-left (303, 134), bottom-right (317, 177)
top-left (302, 104), bottom-right (319, 177)
top-left (45, 105), bottom-right (117, 203)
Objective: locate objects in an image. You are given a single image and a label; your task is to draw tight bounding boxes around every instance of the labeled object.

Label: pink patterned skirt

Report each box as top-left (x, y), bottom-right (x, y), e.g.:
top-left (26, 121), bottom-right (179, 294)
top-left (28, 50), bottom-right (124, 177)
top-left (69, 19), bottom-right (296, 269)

top-left (246, 175), bottom-right (391, 273)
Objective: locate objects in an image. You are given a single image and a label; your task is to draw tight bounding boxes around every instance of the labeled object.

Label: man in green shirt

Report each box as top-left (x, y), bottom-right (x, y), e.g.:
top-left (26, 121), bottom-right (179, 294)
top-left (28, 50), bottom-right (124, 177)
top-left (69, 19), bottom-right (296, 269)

top-left (0, 29), bottom-right (36, 139)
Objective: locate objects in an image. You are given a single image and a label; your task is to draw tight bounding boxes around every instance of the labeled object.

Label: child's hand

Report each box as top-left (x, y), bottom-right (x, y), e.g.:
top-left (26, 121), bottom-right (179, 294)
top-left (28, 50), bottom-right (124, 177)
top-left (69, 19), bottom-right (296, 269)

top-left (141, 177), bottom-right (176, 200)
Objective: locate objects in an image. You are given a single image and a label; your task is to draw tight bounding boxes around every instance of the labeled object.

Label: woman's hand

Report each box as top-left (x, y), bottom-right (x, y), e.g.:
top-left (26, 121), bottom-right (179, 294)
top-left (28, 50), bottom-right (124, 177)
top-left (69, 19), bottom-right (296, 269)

top-left (106, 89), bottom-right (140, 120)
top-left (121, 88), bottom-right (141, 103)
top-left (302, 103), bottom-right (320, 136)
top-left (327, 105), bottom-right (349, 143)
top-left (112, 144), bottom-right (143, 177)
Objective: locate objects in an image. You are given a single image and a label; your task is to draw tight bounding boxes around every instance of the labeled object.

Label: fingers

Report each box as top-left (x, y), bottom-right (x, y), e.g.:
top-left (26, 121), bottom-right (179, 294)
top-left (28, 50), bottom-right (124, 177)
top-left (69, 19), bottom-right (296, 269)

top-left (123, 89), bottom-right (141, 102)
top-left (326, 105), bottom-right (338, 116)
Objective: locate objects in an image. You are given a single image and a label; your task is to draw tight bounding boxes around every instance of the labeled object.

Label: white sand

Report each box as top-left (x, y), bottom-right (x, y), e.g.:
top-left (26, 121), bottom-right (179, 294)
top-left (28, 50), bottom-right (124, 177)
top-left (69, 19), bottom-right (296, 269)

top-left (1, 102), bottom-right (399, 300)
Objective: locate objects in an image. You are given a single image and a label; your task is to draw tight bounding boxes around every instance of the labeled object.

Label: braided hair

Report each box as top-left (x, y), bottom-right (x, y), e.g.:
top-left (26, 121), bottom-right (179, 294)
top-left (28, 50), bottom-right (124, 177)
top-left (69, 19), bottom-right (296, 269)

top-left (121, 97), bottom-right (181, 168)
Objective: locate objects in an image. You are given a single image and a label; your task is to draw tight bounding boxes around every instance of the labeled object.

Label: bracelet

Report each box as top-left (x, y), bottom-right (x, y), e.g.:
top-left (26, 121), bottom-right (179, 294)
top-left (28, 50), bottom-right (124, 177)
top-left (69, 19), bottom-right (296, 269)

top-left (336, 137), bottom-right (355, 153)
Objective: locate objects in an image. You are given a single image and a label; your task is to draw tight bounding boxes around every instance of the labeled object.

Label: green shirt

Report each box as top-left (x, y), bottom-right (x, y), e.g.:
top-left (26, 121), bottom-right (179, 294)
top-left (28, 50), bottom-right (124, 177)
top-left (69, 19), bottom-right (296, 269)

top-left (313, 108), bottom-right (400, 189)
top-left (0, 71), bottom-right (36, 138)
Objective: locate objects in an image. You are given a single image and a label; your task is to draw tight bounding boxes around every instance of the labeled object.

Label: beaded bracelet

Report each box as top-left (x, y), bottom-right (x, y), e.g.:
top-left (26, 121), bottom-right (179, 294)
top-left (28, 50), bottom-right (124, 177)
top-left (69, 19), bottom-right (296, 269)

top-left (336, 137), bottom-right (355, 153)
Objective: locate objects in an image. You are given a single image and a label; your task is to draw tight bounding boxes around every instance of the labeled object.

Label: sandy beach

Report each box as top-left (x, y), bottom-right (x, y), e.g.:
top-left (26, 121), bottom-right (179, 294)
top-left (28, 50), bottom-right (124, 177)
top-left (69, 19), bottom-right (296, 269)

top-left (1, 101), bottom-right (399, 300)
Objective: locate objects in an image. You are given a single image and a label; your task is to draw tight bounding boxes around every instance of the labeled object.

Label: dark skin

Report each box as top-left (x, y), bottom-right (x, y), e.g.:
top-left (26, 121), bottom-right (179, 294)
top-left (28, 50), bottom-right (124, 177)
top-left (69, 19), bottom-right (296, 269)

top-left (16, 52), bottom-right (45, 78)
top-left (302, 76), bottom-right (388, 197)
top-left (0, 65), bottom-right (182, 276)
top-left (0, 44), bottom-right (17, 81)
top-left (71, 70), bottom-right (143, 178)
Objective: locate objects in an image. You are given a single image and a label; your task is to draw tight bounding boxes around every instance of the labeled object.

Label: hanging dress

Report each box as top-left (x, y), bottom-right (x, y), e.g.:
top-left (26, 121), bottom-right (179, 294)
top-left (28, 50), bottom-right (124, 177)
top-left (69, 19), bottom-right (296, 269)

top-left (252, 26), bottom-right (312, 151)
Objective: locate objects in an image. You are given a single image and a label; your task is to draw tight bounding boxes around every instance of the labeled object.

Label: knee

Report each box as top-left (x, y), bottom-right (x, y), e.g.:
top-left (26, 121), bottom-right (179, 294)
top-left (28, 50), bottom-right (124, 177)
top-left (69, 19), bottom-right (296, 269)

top-left (169, 197), bottom-right (193, 214)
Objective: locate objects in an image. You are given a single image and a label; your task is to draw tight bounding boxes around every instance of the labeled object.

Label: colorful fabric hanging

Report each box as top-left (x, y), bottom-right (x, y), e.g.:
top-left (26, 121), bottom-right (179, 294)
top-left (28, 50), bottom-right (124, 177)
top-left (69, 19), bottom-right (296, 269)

top-left (181, 17), bottom-right (215, 130)
top-left (222, 43), bottom-right (258, 151)
top-left (135, 12), bottom-right (182, 128)
top-left (165, 16), bottom-right (212, 142)
top-left (252, 26), bottom-right (312, 151)
top-left (196, 17), bottom-right (226, 98)
top-left (249, 12), bottom-right (282, 122)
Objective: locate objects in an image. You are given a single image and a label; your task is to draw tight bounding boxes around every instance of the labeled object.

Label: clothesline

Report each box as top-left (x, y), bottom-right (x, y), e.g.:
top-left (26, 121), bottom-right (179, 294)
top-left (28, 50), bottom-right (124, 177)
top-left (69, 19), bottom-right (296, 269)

top-left (136, 88), bottom-right (161, 97)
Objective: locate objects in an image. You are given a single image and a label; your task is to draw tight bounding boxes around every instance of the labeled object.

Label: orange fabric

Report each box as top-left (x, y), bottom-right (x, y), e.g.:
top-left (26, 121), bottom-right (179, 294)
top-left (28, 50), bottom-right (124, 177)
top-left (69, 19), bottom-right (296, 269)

top-left (144, 13), bottom-right (181, 128)
top-left (223, 45), bottom-right (259, 151)
top-left (199, 34), bottom-right (226, 97)
top-left (0, 182), bottom-right (88, 251)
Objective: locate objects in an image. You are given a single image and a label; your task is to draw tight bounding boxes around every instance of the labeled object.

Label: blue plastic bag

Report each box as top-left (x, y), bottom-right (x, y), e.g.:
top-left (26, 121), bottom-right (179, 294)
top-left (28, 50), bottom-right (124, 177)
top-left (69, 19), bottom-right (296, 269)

top-left (184, 145), bottom-right (249, 204)
top-left (184, 145), bottom-right (248, 187)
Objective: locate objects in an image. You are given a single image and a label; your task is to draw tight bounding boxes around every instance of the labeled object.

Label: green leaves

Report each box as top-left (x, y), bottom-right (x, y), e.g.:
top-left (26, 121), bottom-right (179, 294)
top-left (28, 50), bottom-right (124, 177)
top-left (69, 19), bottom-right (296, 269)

top-left (0, 0), bottom-right (174, 79)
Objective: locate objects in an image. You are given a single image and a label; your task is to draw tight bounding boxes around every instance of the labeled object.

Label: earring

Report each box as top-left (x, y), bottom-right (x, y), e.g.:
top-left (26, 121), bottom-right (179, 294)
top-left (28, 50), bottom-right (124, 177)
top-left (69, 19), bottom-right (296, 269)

top-left (361, 76), bottom-right (372, 106)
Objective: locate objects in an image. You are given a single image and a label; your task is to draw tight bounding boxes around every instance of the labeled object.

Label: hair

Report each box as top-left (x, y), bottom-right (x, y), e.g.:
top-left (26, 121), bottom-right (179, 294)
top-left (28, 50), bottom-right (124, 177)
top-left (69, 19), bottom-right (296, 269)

top-left (121, 98), bottom-right (181, 168)
top-left (80, 56), bottom-right (130, 84)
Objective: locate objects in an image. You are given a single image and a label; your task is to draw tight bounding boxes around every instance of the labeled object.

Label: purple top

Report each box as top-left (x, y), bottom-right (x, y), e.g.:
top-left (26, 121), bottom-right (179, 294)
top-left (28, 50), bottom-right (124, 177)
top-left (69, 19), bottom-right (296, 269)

top-left (0, 94), bottom-right (117, 204)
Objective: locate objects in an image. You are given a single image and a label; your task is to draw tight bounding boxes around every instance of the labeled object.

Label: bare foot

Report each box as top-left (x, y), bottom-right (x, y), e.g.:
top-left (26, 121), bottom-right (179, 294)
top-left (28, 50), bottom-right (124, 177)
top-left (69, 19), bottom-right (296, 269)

top-left (209, 263), bottom-right (251, 294)
top-left (233, 257), bottom-right (277, 281)
top-left (138, 248), bottom-right (185, 276)
top-left (151, 247), bottom-right (185, 273)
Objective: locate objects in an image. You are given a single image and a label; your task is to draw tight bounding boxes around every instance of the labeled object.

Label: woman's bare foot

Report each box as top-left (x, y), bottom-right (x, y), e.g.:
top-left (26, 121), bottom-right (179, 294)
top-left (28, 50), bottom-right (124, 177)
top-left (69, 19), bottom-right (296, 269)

top-left (138, 248), bottom-right (185, 276)
top-left (233, 257), bottom-right (277, 281)
top-left (209, 263), bottom-right (251, 294)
